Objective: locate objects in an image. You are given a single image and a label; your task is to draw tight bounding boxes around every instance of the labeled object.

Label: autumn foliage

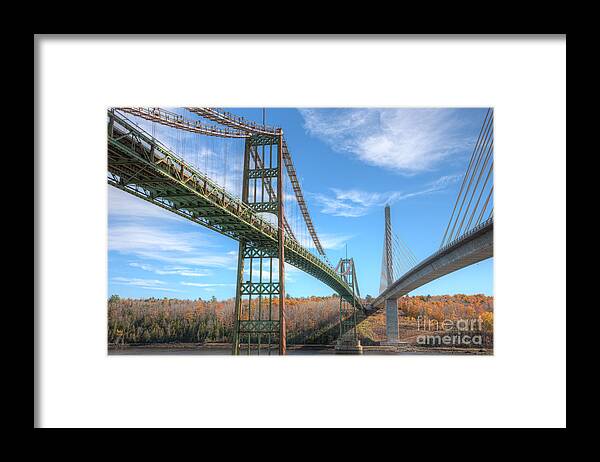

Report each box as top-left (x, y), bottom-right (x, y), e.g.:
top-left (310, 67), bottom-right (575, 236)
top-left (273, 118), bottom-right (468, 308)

top-left (399, 294), bottom-right (493, 328)
top-left (108, 295), bottom-right (342, 345)
top-left (107, 294), bottom-right (493, 347)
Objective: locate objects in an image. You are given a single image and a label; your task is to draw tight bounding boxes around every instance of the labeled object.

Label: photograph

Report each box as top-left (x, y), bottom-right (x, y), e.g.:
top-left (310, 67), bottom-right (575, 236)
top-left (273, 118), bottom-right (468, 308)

top-left (35, 35), bottom-right (565, 429)
top-left (107, 107), bottom-right (494, 356)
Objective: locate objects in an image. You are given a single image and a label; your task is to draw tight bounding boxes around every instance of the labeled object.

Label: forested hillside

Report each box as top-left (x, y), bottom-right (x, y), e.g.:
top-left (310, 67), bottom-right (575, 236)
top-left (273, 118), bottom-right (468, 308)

top-left (108, 294), bottom-right (493, 346)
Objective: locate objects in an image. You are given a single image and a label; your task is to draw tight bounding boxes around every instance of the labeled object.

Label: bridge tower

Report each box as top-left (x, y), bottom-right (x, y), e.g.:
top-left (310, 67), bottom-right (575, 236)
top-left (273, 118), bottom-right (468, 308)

top-left (232, 130), bottom-right (287, 355)
top-left (380, 204), bottom-right (394, 292)
top-left (380, 205), bottom-right (400, 346)
top-left (334, 257), bottom-right (363, 354)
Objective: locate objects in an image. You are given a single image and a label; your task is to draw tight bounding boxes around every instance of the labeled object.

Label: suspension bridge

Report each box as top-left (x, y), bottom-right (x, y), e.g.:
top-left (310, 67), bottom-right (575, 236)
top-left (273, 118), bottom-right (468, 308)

top-left (107, 107), bottom-right (493, 355)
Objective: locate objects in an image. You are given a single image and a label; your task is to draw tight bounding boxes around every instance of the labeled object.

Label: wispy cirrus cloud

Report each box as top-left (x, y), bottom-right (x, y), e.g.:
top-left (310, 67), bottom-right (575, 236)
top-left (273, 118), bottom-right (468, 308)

top-left (109, 224), bottom-right (237, 268)
top-left (299, 108), bottom-right (477, 174)
top-left (108, 186), bottom-right (182, 221)
top-left (180, 282), bottom-right (236, 293)
top-left (109, 188), bottom-right (237, 269)
top-left (112, 277), bottom-right (183, 292)
top-left (310, 175), bottom-right (460, 218)
top-left (129, 262), bottom-right (211, 277)
top-left (180, 282), bottom-right (234, 287)
top-left (318, 233), bottom-right (354, 250)
top-left (109, 225), bottom-right (197, 254)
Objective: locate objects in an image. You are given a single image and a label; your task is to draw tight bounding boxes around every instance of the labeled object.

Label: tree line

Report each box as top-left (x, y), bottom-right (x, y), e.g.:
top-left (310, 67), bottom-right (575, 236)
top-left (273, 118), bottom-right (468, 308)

top-left (107, 294), bottom-right (493, 345)
top-left (108, 295), bottom-right (342, 345)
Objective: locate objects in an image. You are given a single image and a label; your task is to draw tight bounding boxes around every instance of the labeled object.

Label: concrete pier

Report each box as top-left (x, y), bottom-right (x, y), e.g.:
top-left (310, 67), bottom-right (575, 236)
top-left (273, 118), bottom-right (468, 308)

top-left (334, 337), bottom-right (363, 354)
top-left (382, 298), bottom-right (400, 345)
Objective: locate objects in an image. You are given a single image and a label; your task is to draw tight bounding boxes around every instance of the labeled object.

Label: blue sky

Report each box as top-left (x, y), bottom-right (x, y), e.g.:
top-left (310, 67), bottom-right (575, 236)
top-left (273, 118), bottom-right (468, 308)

top-left (108, 108), bottom-right (493, 300)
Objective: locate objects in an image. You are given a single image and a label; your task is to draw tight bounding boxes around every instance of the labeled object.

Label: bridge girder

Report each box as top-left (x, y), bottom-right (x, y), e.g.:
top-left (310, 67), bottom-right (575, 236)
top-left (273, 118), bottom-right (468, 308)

top-left (372, 219), bottom-right (493, 308)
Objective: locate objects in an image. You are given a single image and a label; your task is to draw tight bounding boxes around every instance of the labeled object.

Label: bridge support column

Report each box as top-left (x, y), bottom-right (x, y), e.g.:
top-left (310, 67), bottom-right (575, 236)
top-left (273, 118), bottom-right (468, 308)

top-left (334, 259), bottom-right (363, 354)
top-left (334, 297), bottom-right (363, 354)
top-left (231, 134), bottom-right (286, 355)
top-left (277, 129), bottom-right (286, 355)
top-left (382, 298), bottom-right (400, 345)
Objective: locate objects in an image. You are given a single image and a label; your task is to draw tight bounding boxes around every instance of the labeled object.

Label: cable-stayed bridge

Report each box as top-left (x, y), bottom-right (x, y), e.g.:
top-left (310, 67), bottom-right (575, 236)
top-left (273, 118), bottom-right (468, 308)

top-left (370, 109), bottom-right (494, 344)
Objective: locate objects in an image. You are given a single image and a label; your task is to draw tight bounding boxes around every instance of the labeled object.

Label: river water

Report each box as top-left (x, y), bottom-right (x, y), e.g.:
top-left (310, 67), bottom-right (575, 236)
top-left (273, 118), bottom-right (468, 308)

top-left (108, 344), bottom-right (489, 355)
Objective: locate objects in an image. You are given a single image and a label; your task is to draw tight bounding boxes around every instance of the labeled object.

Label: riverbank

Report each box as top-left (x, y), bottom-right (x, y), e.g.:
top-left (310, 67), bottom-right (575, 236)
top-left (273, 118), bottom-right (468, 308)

top-left (108, 342), bottom-right (492, 355)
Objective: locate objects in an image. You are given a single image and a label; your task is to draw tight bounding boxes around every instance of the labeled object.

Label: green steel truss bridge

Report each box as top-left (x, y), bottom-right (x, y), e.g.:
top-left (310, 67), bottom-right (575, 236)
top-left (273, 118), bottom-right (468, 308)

top-left (107, 108), bottom-right (361, 355)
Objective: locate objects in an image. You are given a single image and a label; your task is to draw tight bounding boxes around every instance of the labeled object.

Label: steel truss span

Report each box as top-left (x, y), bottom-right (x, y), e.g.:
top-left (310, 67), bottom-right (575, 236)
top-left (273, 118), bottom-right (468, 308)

top-left (107, 109), bottom-right (361, 309)
top-left (121, 107), bottom-right (326, 256)
top-left (187, 107), bottom-right (326, 256)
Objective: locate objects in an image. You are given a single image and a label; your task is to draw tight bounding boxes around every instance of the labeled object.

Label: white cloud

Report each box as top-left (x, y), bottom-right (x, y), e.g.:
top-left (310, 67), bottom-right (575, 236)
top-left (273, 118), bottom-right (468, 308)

top-left (309, 192), bottom-right (369, 218)
top-left (129, 262), bottom-right (211, 277)
top-left (429, 174), bottom-right (461, 188)
top-left (299, 108), bottom-right (474, 174)
top-left (109, 162), bottom-right (240, 271)
top-left (180, 282), bottom-right (234, 287)
top-left (318, 233), bottom-right (354, 250)
top-left (113, 277), bottom-right (165, 286)
top-left (112, 277), bottom-right (183, 292)
top-left (136, 251), bottom-right (236, 268)
top-left (310, 175), bottom-right (460, 218)
top-left (109, 225), bottom-right (196, 253)
top-left (109, 187), bottom-right (181, 221)
top-left (109, 221), bottom-right (236, 269)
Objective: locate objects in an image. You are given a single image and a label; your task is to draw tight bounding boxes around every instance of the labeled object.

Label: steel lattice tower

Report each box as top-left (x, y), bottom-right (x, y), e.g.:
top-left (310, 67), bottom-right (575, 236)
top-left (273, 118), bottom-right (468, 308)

top-left (231, 131), bottom-right (287, 355)
top-left (334, 257), bottom-right (363, 354)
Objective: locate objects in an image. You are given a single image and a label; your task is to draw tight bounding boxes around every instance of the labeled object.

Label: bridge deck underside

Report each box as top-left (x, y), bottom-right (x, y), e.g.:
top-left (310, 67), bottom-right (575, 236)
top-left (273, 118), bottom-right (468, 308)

top-left (107, 112), bottom-right (359, 306)
top-left (372, 222), bottom-right (493, 307)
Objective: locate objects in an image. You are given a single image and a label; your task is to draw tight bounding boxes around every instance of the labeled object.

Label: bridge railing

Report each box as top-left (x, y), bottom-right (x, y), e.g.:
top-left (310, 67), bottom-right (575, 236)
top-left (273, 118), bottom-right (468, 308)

top-left (208, 107), bottom-right (280, 134)
top-left (121, 107), bottom-right (248, 138)
top-left (187, 107), bottom-right (279, 136)
top-left (433, 216), bottom-right (493, 259)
